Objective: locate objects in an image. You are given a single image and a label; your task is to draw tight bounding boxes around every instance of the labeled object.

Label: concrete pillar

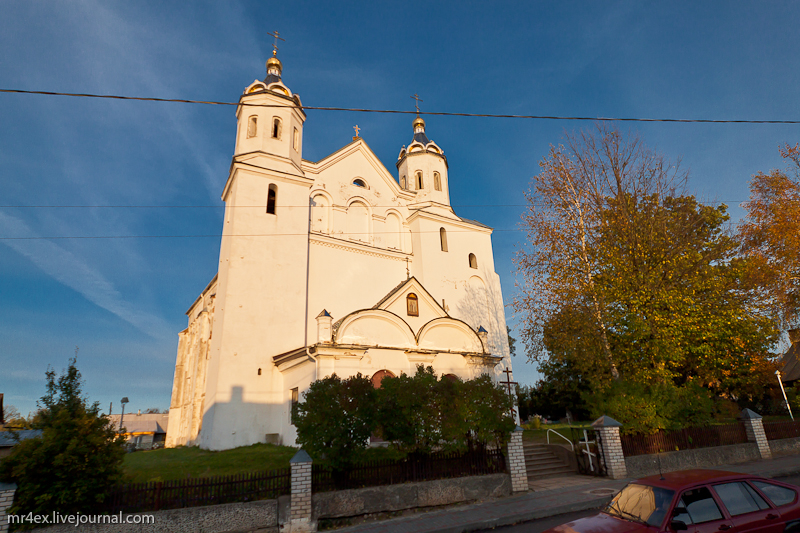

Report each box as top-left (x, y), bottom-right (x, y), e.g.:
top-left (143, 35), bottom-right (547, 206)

top-left (592, 415), bottom-right (627, 480)
top-left (740, 408), bottom-right (772, 460)
top-left (507, 426), bottom-right (528, 492)
top-left (290, 449), bottom-right (315, 532)
top-left (0, 482), bottom-right (16, 533)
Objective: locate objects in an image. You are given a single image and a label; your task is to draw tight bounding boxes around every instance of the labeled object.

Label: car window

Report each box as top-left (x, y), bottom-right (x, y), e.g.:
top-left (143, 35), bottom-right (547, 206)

top-left (605, 483), bottom-right (675, 527)
top-left (751, 481), bottom-right (797, 507)
top-left (714, 482), bottom-right (768, 516)
top-left (680, 487), bottom-right (724, 524)
top-left (743, 483), bottom-right (771, 510)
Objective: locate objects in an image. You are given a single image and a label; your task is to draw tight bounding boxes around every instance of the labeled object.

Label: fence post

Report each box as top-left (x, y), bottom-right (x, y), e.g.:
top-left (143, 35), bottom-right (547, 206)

top-left (290, 449), bottom-right (315, 533)
top-left (592, 416), bottom-right (627, 480)
top-left (507, 426), bottom-right (528, 492)
top-left (740, 408), bottom-right (772, 460)
top-left (0, 482), bottom-right (16, 533)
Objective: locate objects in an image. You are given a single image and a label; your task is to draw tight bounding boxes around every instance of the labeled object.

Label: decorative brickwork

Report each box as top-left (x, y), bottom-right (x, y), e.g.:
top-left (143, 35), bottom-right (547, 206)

top-left (0, 483), bottom-right (16, 533)
top-left (507, 426), bottom-right (528, 492)
top-left (740, 408), bottom-right (772, 460)
top-left (592, 416), bottom-right (627, 480)
top-left (290, 449), bottom-right (315, 532)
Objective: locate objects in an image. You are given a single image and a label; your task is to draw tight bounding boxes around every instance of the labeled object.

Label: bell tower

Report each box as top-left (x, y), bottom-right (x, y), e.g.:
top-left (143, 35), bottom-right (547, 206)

top-left (396, 116), bottom-right (451, 206)
top-left (199, 45), bottom-right (315, 450)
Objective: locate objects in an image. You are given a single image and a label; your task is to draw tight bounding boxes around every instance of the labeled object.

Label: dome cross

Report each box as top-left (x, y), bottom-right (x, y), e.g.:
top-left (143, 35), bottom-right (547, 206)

top-left (267, 30), bottom-right (285, 56)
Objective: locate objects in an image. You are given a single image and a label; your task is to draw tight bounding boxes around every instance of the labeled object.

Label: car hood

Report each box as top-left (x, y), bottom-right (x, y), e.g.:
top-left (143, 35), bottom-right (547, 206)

top-left (546, 512), bottom-right (651, 533)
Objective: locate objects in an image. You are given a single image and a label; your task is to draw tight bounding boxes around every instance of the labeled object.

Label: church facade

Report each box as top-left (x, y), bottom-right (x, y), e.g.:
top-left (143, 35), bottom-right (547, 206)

top-left (166, 52), bottom-right (514, 451)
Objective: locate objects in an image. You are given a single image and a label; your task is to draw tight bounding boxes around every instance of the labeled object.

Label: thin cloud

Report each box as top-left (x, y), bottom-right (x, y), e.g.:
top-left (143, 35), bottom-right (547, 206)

top-left (0, 211), bottom-right (173, 341)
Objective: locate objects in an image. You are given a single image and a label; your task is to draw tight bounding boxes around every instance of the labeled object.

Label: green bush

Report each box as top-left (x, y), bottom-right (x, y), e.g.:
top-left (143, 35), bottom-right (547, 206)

top-left (589, 380), bottom-right (715, 434)
top-left (0, 358), bottom-right (126, 523)
top-left (293, 373), bottom-right (377, 470)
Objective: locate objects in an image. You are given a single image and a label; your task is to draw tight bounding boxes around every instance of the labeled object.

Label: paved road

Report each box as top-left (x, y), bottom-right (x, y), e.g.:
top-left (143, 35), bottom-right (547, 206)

top-left (477, 475), bottom-right (800, 533)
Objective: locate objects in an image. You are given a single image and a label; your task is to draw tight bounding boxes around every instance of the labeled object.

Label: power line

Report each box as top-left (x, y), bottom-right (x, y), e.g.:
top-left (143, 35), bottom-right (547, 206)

top-left (3, 88), bottom-right (800, 124)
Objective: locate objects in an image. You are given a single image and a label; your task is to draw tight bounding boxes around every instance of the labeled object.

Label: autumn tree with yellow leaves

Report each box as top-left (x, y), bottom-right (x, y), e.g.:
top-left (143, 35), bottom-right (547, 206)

top-left (515, 125), bottom-right (780, 432)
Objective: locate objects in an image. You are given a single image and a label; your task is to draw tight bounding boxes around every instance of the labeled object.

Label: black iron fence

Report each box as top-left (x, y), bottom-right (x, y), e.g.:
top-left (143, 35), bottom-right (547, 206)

top-left (312, 448), bottom-right (507, 492)
top-left (620, 423), bottom-right (748, 457)
top-left (105, 468), bottom-right (291, 513)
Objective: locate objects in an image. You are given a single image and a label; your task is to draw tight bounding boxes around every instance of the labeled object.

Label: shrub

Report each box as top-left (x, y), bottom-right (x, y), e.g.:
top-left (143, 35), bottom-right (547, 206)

top-left (0, 357), bottom-right (126, 522)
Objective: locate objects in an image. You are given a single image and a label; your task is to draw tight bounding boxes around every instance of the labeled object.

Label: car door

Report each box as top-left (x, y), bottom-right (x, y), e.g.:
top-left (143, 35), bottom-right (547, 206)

top-left (711, 481), bottom-right (782, 533)
top-left (672, 487), bottom-right (736, 533)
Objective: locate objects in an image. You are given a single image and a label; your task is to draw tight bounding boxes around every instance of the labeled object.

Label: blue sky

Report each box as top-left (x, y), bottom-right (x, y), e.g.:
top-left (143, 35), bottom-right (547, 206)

top-left (2, 1), bottom-right (799, 418)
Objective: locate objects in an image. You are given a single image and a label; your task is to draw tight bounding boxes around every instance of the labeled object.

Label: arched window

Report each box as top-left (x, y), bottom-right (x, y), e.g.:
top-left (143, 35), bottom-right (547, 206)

top-left (311, 194), bottom-right (330, 233)
top-left (247, 116), bottom-right (258, 138)
top-left (440, 227), bottom-right (448, 252)
top-left (271, 117), bottom-right (282, 139)
top-left (353, 178), bottom-right (367, 188)
top-left (267, 184), bottom-right (277, 215)
top-left (400, 175), bottom-right (406, 189)
top-left (293, 127), bottom-right (300, 151)
top-left (406, 293), bottom-right (419, 316)
top-left (434, 172), bottom-right (441, 191)
top-left (416, 171), bottom-right (423, 190)
top-left (371, 370), bottom-right (396, 389)
top-left (257, 368), bottom-right (262, 376)
top-left (347, 201), bottom-right (370, 242)
top-left (443, 373), bottom-right (459, 382)
top-left (469, 253), bottom-right (478, 269)
top-left (385, 213), bottom-right (401, 250)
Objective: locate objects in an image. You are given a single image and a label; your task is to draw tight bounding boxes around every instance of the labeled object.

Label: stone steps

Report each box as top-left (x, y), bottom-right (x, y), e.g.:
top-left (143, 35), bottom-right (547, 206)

top-left (523, 443), bottom-right (575, 480)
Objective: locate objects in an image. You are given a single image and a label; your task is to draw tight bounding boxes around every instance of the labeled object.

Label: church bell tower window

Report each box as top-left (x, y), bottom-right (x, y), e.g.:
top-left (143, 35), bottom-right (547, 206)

top-left (416, 171), bottom-right (423, 190)
top-left (440, 228), bottom-right (448, 252)
top-left (469, 253), bottom-right (478, 269)
top-left (406, 293), bottom-right (419, 316)
top-left (271, 117), bottom-right (282, 139)
top-left (434, 172), bottom-right (441, 191)
top-left (267, 184), bottom-right (277, 215)
top-left (247, 116), bottom-right (258, 138)
top-left (293, 127), bottom-right (300, 151)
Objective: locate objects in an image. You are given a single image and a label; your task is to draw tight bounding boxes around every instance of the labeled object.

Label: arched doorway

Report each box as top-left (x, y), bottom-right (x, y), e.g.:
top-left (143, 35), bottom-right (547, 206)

top-left (371, 369), bottom-right (396, 389)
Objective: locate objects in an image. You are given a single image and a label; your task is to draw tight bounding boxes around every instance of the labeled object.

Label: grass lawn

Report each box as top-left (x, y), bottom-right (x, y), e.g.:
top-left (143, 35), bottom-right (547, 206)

top-left (122, 443), bottom-right (298, 483)
top-left (522, 422), bottom-right (593, 445)
top-left (122, 443), bottom-right (408, 483)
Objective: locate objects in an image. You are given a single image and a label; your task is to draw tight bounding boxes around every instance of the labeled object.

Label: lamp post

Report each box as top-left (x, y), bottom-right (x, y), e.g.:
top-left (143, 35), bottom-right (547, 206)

top-left (776, 371), bottom-right (794, 421)
top-left (119, 397), bottom-right (129, 437)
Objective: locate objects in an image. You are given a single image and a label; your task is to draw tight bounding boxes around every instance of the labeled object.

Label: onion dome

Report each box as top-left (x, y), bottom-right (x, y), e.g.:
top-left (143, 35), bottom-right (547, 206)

top-left (265, 50), bottom-right (282, 84)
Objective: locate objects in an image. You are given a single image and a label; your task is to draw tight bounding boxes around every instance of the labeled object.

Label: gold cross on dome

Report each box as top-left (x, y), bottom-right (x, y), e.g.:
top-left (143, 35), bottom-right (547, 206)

top-left (353, 125), bottom-right (360, 137)
top-left (410, 93), bottom-right (423, 115)
top-left (267, 30), bottom-right (285, 55)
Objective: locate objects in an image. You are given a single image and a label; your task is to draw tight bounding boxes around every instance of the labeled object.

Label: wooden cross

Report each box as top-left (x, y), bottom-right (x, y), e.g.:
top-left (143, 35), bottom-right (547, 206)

top-left (410, 93), bottom-right (423, 115)
top-left (267, 30), bottom-right (285, 55)
top-left (499, 367), bottom-right (518, 420)
top-left (353, 125), bottom-right (360, 137)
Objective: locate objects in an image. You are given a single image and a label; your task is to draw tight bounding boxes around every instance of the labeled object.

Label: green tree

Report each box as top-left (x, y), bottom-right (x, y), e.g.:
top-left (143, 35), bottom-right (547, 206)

top-left (292, 373), bottom-right (377, 470)
top-left (0, 358), bottom-right (126, 520)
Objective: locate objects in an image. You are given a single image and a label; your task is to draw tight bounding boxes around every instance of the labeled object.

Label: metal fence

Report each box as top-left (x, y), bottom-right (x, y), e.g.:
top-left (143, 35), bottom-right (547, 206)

top-left (312, 448), bottom-right (507, 492)
top-left (105, 468), bottom-right (291, 513)
top-left (763, 419), bottom-right (800, 441)
top-left (620, 423), bottom-right (748, 457)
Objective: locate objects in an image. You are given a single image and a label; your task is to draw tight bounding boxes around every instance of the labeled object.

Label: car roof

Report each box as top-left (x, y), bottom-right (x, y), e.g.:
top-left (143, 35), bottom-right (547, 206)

top-left (636, 469), bottom-right (764, 490)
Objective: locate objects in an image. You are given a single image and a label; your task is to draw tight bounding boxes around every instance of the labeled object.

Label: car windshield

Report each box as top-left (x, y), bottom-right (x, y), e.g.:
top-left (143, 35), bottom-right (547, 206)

top-left (605, 483), bottom-right (675, 527)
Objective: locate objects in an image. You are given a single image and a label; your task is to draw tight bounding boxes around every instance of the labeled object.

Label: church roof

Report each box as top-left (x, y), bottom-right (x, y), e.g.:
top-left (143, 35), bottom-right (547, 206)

top-left (413, 131), bottom-right (430, 145)
top-left (781, 340), bottom-right (800, 383)
top-left (458, 217), bottom-right (492, 230)
top-left (264, 73), bottom-right (281, 85)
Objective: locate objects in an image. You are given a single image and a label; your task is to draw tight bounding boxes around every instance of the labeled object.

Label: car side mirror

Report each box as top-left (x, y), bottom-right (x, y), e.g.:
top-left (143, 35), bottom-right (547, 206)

top-left (670, 520), bottom-right (688, 531)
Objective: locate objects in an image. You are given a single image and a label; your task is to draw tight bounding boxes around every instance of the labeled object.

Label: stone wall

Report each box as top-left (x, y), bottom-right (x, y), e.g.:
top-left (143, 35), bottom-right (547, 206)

top-left (313, 473), bottom-right (510, 520)
top-left (625, 443), bottom-right (761, 479)
top-left (33, 500), bottom-right (278, 533)
top-left (768, 436), bottom-right (800, 458)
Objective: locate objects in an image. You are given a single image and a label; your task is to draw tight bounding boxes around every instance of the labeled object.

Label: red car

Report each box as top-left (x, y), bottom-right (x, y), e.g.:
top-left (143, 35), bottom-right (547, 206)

top-left (547, 470), bottom-right (800, 533)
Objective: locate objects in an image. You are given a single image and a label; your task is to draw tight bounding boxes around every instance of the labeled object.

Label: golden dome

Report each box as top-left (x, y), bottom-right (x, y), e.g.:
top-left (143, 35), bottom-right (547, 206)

top-left (412, 116), bottom-right (425, 129)
top-left (266, 52), bottom-right (282, 74)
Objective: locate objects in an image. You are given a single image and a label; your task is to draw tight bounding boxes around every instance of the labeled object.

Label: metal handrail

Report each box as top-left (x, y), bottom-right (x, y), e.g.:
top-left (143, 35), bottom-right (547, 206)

top-left (546, 428), bottom-right (575, 451)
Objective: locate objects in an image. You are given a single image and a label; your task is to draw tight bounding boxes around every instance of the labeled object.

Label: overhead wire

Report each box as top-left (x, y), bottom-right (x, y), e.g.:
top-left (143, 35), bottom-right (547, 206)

top-left (2, 88), bottom-right (800, 124)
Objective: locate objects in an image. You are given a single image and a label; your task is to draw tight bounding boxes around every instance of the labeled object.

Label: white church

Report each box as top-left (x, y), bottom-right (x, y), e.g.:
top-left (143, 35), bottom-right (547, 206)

top-left (166, 51), bottom-right (514, 451)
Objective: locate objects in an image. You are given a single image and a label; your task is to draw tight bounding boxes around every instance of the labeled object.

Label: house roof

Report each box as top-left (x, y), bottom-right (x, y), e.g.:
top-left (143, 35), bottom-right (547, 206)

top-left (0, 429), bottom-right (42, 447)
top-left (781, 340), bottom-right (800, 382)
top-left (108, 413), bottom-right (169, 435)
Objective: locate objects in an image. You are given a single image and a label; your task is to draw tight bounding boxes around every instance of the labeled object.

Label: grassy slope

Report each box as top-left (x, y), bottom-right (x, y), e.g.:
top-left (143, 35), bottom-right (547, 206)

top-left (122, 443), bottom-right (406, 484)
top-left (122, 443), bottom-right (298, 483)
